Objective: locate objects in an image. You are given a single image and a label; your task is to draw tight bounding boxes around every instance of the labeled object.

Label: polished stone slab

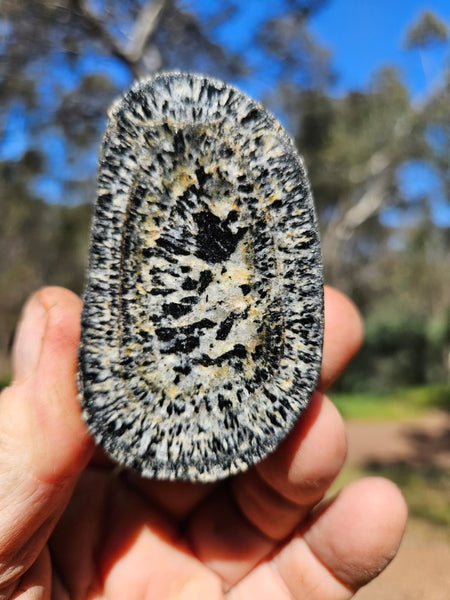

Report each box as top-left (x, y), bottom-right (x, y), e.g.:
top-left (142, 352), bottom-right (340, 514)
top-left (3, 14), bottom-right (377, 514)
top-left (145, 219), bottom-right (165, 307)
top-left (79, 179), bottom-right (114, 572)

top-left (78, 72), bottom-right (323, 482)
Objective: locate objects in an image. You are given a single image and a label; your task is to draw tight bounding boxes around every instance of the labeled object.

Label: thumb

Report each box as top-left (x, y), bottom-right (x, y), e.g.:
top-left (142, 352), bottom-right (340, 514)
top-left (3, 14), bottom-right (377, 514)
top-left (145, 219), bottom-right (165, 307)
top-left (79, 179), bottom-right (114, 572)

top-left (0, 287), bottom-right (93, 593)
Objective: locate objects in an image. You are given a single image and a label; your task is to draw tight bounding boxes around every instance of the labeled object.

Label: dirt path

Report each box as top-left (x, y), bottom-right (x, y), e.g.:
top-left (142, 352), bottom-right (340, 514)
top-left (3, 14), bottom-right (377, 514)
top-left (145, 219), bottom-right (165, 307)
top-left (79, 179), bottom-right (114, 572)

top-left (345, 412), bottom-right (450, 470)
top-left (343, 411), bottom-right (450, 599)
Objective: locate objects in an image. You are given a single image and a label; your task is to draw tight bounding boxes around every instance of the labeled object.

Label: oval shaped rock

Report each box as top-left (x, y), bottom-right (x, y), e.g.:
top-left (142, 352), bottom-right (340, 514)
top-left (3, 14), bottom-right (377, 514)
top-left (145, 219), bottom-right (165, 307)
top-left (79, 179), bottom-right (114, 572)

top-left (78, 72), bottom-right (324, 482)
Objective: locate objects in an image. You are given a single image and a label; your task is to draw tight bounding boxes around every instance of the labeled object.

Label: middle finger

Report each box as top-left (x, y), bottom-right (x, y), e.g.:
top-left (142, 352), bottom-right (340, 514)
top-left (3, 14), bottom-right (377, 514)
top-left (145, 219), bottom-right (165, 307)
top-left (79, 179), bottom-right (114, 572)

top-left (185, 392), bottom-right (347, 587)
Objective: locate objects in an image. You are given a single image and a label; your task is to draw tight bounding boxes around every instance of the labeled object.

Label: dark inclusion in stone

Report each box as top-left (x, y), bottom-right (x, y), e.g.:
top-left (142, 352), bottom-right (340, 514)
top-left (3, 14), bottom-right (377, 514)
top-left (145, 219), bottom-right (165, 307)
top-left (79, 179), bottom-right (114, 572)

top-left (78, 71), bottom-right (324, 482)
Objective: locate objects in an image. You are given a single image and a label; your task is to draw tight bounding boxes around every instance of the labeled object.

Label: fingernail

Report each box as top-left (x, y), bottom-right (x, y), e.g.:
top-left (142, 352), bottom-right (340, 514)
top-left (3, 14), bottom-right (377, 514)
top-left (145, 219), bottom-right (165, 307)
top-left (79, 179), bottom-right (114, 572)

top-left (12, 294), bottom-right (48, 381)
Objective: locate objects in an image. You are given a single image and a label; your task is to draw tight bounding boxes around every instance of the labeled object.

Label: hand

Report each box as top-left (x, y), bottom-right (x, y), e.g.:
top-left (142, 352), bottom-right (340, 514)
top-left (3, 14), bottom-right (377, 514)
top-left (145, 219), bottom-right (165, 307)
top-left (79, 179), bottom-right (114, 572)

top-left (0, 286), bottom-right (407, 599)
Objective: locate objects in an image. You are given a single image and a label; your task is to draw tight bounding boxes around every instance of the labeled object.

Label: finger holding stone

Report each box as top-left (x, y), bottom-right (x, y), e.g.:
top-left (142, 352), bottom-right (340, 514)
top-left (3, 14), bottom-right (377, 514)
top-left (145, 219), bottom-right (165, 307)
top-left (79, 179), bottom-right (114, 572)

top-left (122, 474), bottom-right (217, 521)
top-left (299, 477), bottom-right (408, 593)
top-left (236, 392), bottom-right (347, 539)
top-left (0, 287), bottom-right (93, 593)
top-left (229, 477), bottom-right (407, 600)
top-left (186, 393), bottom-right (347, 587)
top-left (185, 285), bottom-right (357, 586)
top-left (318, 286), bottom-right (363, 392)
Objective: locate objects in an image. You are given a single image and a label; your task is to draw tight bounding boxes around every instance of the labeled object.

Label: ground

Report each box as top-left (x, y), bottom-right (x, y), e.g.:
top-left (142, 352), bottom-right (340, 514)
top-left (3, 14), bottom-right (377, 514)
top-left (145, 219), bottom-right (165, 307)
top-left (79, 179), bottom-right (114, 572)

top-left (337, 410), bottom-right (450, 599)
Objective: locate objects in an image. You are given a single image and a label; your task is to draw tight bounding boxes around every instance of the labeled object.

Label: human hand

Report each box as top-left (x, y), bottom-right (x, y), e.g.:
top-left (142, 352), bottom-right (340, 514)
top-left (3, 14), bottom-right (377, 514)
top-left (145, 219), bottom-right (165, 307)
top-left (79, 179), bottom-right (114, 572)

top-left (1, 285), bottom-right (407, 599)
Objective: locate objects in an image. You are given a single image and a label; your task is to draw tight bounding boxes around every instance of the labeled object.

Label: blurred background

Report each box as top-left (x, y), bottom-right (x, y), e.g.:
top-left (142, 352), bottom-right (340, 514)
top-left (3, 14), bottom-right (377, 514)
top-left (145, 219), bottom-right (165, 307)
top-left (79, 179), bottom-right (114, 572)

top-left (0, 0), bottom-right (449, 597)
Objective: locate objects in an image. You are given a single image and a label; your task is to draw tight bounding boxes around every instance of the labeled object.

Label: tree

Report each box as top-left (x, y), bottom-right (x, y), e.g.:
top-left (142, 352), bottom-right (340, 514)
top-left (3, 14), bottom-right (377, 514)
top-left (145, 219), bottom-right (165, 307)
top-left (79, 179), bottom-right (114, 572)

top-left (405, 10), bottom-right (449, 49)
top-left (287, 11), bottom-right (449, 386)
top-left (0, 0), bottom-right (331, 377)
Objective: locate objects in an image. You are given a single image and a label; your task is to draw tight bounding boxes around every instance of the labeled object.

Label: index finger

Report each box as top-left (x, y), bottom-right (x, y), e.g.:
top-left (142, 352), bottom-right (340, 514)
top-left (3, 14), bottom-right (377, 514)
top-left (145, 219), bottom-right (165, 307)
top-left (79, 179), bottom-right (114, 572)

top-left (318, 286), bottom-right (363, 391)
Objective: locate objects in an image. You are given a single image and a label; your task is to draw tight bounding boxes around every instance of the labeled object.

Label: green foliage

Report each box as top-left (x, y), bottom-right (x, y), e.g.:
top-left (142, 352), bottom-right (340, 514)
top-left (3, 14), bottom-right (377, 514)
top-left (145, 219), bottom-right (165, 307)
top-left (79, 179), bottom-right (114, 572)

top-left (0, 159), bottom-right (92, 373)
top-left (405, 10), bottom-right (449, 49)
top-left (332, 382), bottom-right (450, 529)
top-left (332, 385), bottom-right (450, 420)
top-left (337, 307), bottom-right (450, 392)
top-left (289, 26), bottom-right (449, 391)
top-left (295, 68), bottom-right (411, 212)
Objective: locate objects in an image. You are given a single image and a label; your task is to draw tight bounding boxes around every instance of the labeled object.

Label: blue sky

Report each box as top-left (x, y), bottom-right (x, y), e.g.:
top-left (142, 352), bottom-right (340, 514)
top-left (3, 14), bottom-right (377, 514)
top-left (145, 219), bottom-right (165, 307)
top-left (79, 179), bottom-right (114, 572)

top-left (194, 0), bottom-right (449, 101)
top-left (309, 0), bottom-right (449, 98)
top-left (205, 0), bottom-right (449, 226)
top-left (1, 0), bottom-right (448, 223)
top-left (308, 0), bottom-right (449, 226)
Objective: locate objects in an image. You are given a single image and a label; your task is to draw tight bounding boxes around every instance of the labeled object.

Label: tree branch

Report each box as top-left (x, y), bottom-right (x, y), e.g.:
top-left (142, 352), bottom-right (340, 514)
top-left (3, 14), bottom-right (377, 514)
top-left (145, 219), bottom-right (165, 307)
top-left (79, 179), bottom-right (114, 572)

top-left (74, 0), bottom-right (170, 77)
top-left (73, 0), bottom-right (137, 75)
top-left (346, 79), bottom-right (447, 189)
top-left (323, 79), bottom-right (448, 256)
top-left (323, 175), bottom-right (389, 252)
top-left (126, 0), bottom-right (168, 64)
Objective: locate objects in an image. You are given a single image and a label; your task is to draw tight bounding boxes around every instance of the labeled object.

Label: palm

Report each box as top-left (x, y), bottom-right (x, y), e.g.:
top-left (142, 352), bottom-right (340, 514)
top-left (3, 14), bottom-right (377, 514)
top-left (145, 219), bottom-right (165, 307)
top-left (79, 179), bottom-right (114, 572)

top-left (2, 286), bottom-right (407, 600)
top-left (50, 467), bottom-right (224, 598)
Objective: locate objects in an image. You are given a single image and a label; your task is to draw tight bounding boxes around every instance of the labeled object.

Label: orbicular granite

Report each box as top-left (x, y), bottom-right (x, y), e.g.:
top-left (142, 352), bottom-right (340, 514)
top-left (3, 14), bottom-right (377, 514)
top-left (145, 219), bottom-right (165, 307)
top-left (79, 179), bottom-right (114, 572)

top-left (78, 72), bottom-right (323, 482)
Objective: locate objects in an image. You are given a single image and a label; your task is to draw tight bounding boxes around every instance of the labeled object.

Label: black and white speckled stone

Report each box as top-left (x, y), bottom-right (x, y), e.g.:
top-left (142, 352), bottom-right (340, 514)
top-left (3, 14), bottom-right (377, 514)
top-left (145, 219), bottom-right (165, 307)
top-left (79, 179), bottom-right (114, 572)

top-left (78, 71), bottom-right (323, 482)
